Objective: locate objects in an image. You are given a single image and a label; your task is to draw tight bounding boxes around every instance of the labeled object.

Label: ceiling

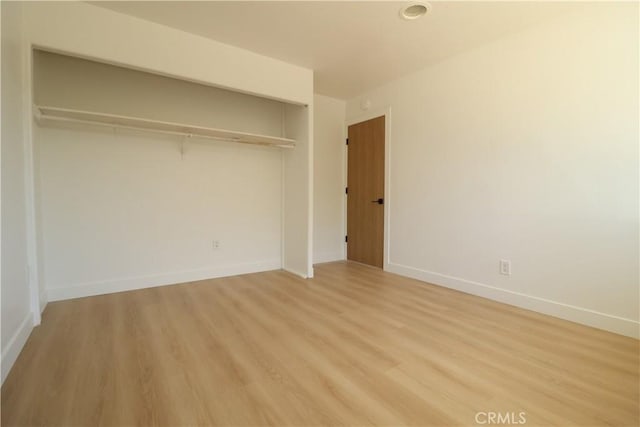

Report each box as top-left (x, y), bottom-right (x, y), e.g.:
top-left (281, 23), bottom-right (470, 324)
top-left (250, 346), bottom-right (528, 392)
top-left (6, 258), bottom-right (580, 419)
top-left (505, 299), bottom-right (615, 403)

top-left (92, 1), bottom-right (576, 100)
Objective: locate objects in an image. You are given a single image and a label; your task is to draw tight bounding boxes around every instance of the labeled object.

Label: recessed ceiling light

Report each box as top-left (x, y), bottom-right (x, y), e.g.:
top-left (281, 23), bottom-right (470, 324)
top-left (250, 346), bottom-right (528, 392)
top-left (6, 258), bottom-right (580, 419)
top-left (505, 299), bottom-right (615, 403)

top-left (400, 2), bottom-right (431, 20)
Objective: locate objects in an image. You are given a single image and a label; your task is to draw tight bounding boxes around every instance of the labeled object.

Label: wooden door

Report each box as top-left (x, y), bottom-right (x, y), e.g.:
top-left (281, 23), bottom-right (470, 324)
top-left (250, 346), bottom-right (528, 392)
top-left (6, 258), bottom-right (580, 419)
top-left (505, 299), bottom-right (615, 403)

top-left (347, 116), bottom-right (385, 268)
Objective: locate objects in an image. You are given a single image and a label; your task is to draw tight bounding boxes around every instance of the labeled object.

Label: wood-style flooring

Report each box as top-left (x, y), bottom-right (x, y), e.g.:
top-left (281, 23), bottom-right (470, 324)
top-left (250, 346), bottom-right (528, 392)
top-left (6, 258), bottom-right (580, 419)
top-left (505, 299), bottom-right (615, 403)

top-left (2, 262), bottom-right (639, 426)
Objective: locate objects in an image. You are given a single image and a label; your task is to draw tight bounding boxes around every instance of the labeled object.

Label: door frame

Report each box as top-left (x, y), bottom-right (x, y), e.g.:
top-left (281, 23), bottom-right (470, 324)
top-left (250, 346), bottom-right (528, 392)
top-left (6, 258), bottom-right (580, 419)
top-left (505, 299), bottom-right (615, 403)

top-left (344, 106), bottom-right (391, 270)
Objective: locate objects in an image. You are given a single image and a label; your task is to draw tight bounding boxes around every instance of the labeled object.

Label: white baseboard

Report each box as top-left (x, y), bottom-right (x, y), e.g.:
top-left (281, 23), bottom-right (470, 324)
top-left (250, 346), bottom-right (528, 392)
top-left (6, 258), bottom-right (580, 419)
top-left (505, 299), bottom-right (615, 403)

top-left (282, 267), bottom-right (308, 279)
top-left (1, 312), bottom-right (34, 384)
top-left (386, 262), bottom-right (640, 339)
top-left (47, 260), bottom-right (282, 302)
top-left (283, 267), bottom-right (311, 279)
top-left (313, 251), bottom-right (345, 264)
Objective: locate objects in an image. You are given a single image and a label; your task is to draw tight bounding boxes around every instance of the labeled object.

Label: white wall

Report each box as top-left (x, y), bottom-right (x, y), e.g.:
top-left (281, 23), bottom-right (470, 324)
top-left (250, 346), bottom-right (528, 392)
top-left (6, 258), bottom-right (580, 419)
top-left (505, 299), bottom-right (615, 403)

top-left (36, 126), bottom-right (283, 301)
top-left (313, 94), bottom-right (346, 264)
top-left (346, 3), bottom-right (639, 337)
top-left (283, 103), bottom-right (314, 277)
top-left (1, 1), bottom-right (33, 383)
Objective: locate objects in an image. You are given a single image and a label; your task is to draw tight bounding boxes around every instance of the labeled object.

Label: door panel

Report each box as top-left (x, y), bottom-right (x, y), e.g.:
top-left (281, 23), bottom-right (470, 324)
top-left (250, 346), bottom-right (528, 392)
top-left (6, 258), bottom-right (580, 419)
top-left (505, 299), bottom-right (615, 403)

top-left (347, 116), bottom-right (385, 268)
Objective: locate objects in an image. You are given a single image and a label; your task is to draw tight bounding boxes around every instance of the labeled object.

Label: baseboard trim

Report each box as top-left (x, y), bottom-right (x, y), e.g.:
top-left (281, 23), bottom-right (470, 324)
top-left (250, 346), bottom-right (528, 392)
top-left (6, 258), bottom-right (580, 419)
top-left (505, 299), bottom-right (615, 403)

top-left (386, 262), bottom-right (640, 339)
top-left (283, 267), bottom-right (311, 278)
top-left (1, 312), bottom-right (34, 384)
top-left (313, 251), bottom-right (344, 265)
top-left (47, 260), bottom-right (282, 302)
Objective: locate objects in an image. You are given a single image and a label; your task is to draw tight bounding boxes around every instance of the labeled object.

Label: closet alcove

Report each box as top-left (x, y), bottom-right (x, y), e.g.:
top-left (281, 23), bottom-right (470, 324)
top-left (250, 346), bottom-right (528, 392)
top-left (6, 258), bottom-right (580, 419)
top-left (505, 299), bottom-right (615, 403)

top-left (32, 49), bottom-right (313, 302)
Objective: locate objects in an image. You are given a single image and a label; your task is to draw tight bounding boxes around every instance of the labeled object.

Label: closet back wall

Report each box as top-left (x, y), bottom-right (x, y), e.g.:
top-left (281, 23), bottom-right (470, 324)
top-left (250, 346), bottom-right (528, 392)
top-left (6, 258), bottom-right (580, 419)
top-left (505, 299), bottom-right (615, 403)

top-left (35, 53), bottom-right (284, 301)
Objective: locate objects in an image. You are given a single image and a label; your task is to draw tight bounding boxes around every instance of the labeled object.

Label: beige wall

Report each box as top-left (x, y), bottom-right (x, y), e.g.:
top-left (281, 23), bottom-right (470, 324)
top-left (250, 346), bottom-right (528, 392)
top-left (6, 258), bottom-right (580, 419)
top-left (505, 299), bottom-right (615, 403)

top-left (346, 3), bottom-right (639, 337)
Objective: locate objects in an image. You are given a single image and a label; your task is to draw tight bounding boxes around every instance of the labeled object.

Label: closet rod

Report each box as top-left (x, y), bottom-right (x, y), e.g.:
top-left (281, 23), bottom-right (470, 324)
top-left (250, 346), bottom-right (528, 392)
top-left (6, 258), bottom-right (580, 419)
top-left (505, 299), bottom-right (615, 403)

top-left (34, 106), bottom-right (296, 149)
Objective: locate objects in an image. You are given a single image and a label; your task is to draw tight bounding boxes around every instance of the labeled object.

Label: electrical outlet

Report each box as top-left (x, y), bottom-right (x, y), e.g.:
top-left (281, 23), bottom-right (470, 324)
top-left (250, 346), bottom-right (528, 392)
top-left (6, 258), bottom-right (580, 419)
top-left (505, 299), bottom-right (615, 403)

top-left (212, 240), bottom-right (220, 250)
top-left (499, 259), bottom-right (511, 276)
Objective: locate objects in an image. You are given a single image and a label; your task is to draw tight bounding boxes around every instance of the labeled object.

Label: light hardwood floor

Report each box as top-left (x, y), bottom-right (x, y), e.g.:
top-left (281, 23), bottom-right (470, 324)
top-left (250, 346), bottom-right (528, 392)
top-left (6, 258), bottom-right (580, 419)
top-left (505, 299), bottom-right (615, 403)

top-left (2, 262), bottom-right (638, 426)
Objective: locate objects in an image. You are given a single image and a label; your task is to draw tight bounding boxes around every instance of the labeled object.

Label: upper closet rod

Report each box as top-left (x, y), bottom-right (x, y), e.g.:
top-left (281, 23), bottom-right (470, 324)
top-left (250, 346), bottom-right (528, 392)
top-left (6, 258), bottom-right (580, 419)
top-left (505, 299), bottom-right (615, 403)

top-left (34, 105), bottom-right (296, 149)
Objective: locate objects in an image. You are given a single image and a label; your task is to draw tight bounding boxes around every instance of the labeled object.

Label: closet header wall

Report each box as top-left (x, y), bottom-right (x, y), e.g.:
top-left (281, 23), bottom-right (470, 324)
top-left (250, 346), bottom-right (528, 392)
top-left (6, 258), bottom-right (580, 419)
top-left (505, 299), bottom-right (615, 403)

top-left (22, 2), bottom-right (313, 105)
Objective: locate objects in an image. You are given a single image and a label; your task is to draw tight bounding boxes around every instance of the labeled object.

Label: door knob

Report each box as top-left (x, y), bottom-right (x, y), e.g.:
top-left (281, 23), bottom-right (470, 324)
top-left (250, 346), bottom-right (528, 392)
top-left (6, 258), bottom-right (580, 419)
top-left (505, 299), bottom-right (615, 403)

top-left (371, 198), bottom-right (384, 205)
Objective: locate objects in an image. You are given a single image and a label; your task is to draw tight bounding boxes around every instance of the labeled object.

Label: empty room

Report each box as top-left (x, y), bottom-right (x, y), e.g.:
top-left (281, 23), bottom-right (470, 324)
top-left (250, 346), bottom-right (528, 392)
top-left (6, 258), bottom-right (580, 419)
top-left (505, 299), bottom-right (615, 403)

top-left (1, 1), bottom-right (638, 426)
